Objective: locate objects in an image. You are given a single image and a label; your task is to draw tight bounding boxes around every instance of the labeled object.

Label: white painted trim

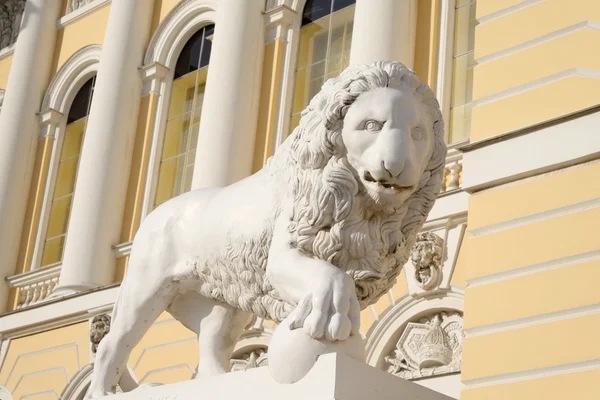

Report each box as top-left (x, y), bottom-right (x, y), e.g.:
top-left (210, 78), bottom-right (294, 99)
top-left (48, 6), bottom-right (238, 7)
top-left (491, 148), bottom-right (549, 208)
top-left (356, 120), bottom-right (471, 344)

top-left (111, 241), bottom-right (132, 258)
top-left (465, 303), bottom-right (600, 338)
top-left (140, 0), bottom-right (218, 220)
top-left (473, 68), bottom-right (600, 107)
top-left (426, 192), bottom-right (469, 222)
top-left (435, 0), bottom-right (455, 141)
top-left (477, 21), bottom-right (600, 65)
top-left (5, 263), bottom-right (61, 288)
top-left (462, 110), bottom-right (600, 192)
top-left (467, 249), bottom-right (600, 288)
top-left (0, 285), bottom-right (119, 338)
top-left (476, 0), bottom-right (545, 25)
top-left (143, 0), bottom-right (218, 67)
top-left (57, 0), bottom-right (111, 28)
top-left (0, 45), bottom-right (14, 60)
top-left (471, 197), bottom-right (600, 237)
top-left (462, 357), bottom-right (600, 389)
top-left (364, 290), bottom-right (464, 368)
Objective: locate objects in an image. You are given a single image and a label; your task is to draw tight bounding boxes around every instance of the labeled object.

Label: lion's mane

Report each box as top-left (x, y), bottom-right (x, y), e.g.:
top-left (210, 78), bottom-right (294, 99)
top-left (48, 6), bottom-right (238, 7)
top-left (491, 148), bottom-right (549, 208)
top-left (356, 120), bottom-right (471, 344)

top-left (267, 61), bottom-right (447, 309)
top-left (189, 62), bottom-right (446, 322)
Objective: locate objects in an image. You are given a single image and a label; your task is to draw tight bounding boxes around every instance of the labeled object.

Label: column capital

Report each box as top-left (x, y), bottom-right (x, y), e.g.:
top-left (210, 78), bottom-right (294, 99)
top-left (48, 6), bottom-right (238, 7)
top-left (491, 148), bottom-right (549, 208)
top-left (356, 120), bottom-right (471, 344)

top-left (140, 62), bottom-right (169, 96)
top-left (264, 5), bottom-right (296, 43)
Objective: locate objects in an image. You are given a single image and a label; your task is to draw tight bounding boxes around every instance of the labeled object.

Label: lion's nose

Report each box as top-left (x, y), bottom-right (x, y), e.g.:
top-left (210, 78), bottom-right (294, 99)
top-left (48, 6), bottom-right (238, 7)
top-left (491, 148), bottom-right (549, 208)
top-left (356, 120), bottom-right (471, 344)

top-left (382, 158), bottom-right (405, 179)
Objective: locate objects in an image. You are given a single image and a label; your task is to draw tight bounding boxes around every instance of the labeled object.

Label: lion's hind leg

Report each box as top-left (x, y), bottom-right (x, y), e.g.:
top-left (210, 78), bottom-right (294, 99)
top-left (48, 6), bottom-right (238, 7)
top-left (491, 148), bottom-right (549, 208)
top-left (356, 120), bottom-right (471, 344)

top-left (85, 278), bottom-right (178, 399)
top-left (168, 291), bottom-right (251, 378)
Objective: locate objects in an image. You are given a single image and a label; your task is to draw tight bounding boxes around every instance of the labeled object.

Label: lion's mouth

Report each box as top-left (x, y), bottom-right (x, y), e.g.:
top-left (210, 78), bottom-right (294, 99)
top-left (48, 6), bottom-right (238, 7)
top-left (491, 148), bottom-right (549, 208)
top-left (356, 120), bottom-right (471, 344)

top-left (362, 171), bottom-right (413, 192)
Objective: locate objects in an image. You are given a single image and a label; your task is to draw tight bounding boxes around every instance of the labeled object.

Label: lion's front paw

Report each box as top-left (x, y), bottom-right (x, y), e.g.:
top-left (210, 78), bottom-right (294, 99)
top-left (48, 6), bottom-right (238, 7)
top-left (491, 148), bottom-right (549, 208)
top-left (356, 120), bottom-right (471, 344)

top-left (288, 271), bottom-right (360, 341)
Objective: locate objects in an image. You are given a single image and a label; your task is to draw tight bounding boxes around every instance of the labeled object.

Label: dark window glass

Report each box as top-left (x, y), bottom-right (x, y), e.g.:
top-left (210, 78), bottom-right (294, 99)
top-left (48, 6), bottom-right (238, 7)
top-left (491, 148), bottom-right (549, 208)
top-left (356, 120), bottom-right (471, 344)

top-left (174, 24), bottom-right (215, 79)
top-left (67, 76), bottom-right (96, 124)
top-left (302, 0), bottom-right (332, 26)
top-left (302, 0), bottom-right (355, 26)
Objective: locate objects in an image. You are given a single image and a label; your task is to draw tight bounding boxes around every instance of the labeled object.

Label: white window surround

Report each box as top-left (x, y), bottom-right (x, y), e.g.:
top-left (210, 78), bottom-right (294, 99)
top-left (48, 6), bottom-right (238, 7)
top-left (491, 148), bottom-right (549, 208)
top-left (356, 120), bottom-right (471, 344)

top-left (364, 288), bottom-right (465, 368)
top-left (26, 44), bottom-right (101, 274)
top-left (57, 0), bottom-right (111, 28)
top-left (139, 0), bottom-right (218, 221)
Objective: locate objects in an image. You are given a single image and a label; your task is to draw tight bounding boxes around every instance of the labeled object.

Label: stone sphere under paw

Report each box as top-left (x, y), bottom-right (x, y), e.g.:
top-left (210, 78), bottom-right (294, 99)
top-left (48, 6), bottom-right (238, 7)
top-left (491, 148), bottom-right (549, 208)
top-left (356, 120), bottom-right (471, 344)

top-left (268, 315), bottom-right (366, 384)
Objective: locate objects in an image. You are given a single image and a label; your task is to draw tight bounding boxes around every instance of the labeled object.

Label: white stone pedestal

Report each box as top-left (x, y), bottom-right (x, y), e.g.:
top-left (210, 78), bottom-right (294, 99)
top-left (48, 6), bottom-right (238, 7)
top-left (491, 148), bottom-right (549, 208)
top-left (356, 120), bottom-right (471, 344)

top-left (105, 354), bottom-right (453, 400)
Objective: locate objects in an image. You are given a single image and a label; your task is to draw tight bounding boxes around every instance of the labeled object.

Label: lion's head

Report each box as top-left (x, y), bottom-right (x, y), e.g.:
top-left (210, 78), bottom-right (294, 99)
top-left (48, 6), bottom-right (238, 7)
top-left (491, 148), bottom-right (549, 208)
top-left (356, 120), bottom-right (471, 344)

top-left (269, 61), bottom-right (446, 308)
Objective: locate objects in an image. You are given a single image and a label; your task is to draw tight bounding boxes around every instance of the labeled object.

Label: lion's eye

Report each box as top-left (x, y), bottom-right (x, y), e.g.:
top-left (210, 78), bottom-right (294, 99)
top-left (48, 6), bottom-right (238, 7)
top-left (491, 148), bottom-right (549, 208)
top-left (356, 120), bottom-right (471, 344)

top-left (364, 120), bottom-right (383, 132)
top-left (411, 127), bottom-right (424, 141)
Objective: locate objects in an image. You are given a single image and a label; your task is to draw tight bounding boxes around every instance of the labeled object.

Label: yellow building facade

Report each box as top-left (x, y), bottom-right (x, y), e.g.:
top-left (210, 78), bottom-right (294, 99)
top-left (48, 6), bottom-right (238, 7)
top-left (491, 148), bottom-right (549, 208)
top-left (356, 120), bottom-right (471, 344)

top-left (0, 0), bottom-right (598, 399)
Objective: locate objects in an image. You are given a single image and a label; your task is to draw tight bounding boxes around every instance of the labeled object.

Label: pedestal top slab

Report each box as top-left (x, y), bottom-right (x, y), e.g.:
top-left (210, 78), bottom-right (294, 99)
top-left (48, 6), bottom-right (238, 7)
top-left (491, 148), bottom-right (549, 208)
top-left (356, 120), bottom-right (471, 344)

top-left (104, 354), bottom-right (453, 400)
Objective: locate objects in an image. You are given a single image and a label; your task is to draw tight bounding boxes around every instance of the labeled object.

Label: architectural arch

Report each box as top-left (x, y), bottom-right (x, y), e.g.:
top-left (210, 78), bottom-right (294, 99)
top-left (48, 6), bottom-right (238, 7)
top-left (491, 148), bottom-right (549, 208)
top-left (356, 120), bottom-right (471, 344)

top-left (26, 45), bottom-right (101, 274)
top-left (41, 44), bottom-right (101, 114)
top-left (365, 288), bottom-right (464, 368)
top-left (61, 364), bottom-right (93, 400)
top-left (144, 0), bottom-right (218, 68)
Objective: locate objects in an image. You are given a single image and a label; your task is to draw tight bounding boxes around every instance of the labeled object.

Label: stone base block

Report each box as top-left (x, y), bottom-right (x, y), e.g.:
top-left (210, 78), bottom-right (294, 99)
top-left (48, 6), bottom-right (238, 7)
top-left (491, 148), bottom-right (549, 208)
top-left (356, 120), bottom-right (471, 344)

top-left (105, 354), bottom-right (453, 400)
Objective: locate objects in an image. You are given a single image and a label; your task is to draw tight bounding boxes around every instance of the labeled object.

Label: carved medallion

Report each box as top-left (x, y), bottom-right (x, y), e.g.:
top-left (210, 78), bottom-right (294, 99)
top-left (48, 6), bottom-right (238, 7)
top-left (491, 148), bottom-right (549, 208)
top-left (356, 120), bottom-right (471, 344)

top-left (385, 311), bottom-right (463, 379)
top-left (90, 314), bottom-right (111, 353)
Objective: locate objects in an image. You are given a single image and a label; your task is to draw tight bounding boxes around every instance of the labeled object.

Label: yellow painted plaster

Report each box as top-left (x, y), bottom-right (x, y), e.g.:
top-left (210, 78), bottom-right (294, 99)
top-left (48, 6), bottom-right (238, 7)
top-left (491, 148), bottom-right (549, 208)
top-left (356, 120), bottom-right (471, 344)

top-left (413, 0), bottom-right (440, 90)
top-left (469, 161), bottom-right (600, 230)
top-left (462, 313), bottom-right (600, 381)
top-left (0, 322), bottom-right (89, 398)
top-left (120, 93), bottom-right (158, 244)
top-left (150, 0), bottom-right (184, 37)
top-left (475, 0), bottom-right (523, 20)
top-left (128, 313), bottom-right (197, 385)
top-left (475, 0), bottom-right (600, 60)
top-left (464, 259), bottom-right (600, 329)
top-left (50, 4), bottom-right (111, 77)
top-left (462, 368), bottom-right (600, 400)
top-left (0, 53), bottom-right (13, 89)
top-left (471, 76), bottom-right (600, 141)
top-left (14, 137), bottom-right (54, 280)
top-left (450, 230), bottom-right (470, 288)
top-left (474, 29), bottom-right (600, 101)
top-left (252, 40), bottom-right (284, 173)
top-left (467, 207), bottom-right (600, 280)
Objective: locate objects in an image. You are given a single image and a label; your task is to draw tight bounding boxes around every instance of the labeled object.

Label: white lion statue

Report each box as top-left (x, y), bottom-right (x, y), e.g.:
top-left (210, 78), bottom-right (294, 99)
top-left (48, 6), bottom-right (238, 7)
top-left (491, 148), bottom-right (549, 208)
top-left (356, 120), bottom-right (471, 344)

top-left (86, 61), bottom-right (446, 397)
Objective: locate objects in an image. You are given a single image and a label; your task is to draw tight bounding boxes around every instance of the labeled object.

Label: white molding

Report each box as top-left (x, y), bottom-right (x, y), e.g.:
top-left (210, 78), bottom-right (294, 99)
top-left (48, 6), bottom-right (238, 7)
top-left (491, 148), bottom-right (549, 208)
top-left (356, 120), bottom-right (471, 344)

top-left (462, 110), bottom-right (600, 192)
top-left (264, 5), bottom-right (295, 43)
top-left (435, 0), bottom-right (455, 141)
top-left (477, 21), bottom-right (600, 65)
top-left (364, 290), bottom-right (464, 368)
top-left (111, 241), bottom-right (132, 258)
top-left (41, 44), bottom-right (101, 113)
top-left (426, 191), bottom-right (469, 222)
top-left (57, 0), bottom-right (111, 28)
top-left (140, 62), bottom-right (169, 97)
top-left (29, 45), bottom-right (102, 273)
top-left (143, 0), bottom-right (218, 67)
top-left (0, 44), bottom-right (15, 60)
top-left (60, 364), bottom-right (94, 400)
top-left (0, 285), bottom-right (119, 338)
top-left (471, 196), bottom-right (600, 237)
top-left (476, 0), bottom-right (545, 25)
top-left (473, 68), bottom-right (600, 107)
top-left (465, 303), bottom-right (600, 338)
top-left (5, 263), bottom-right (61, 288)
top-left (467, 249), bottom-right (600, 288)
top-left (462, 357), bottom-right (600, 389)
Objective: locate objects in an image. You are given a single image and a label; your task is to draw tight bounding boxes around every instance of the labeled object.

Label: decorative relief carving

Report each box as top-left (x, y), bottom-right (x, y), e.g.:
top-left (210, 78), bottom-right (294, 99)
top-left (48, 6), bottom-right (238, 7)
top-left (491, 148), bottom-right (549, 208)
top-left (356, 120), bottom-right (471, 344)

top-left (230, 347), bottom-right (268, 372)
top-left (90, 314), bottom-right (111, 353)
top-left (385, 311), bottom-right (463, 379)
top-left (0, 0), bottom-right (25, 51)
top-left (68, 0), bottom-right (93, 13)
top-left (411, 232), bottom-right (444, 290)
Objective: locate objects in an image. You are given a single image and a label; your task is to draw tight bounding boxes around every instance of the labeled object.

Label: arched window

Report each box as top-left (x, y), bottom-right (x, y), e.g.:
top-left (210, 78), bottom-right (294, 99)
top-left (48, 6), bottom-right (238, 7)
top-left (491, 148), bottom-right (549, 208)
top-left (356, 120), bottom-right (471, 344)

top-left (41, 76), bottom-right (95, 266)
top-left (449, 1), bottom-right (477, 144)
top-left (153, 25), bottom-right (214, 208)
top-left (289, 0), bottom-right (356, 132)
